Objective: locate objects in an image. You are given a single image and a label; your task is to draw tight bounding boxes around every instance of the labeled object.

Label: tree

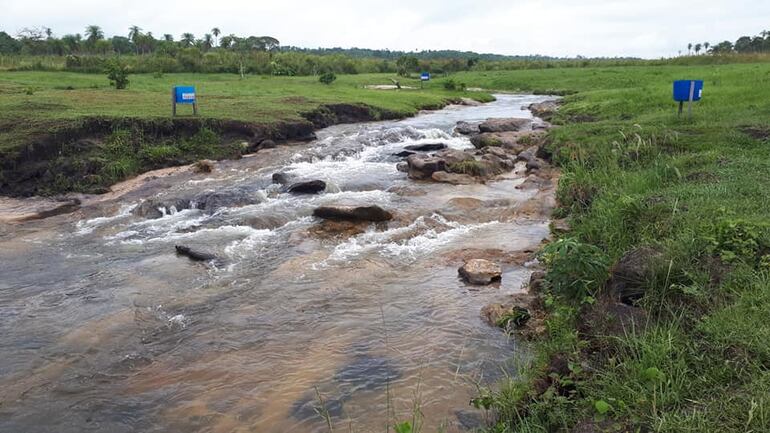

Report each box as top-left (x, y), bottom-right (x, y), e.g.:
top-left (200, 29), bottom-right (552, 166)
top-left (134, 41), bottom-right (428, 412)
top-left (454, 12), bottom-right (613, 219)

top-left (734, 36), bottom-right (752, 53)
top-left (163, 34), bottom-right (173, 42)
top-left (694, 43), bottom-right (702, 55)
top-left (704, 42), bottom-right (710, 53)
top-left (61, 34), bottom-right (82, 53)
top-left (85, 25), bottom-right (104, 46)
top-left (687, 42), bottom-right (692, 55)
top-left (211, 27), bottom-right (220, 46)
top-left (128, 25), bottom-right (142, 53)
top-left (105, 58), bottom-right (129, 89)
top-left (711, 41), bottom-right (734, 54)
top-left (0, 31), bottom-right (21, 54)
top-left (202, 34), bottom-right (213, 51)
top-left (396, 55), bottom-right (419, 76)
top-left (180, 33), bottom-right (195, 47)
top-left (111, 36), bottom-right (133, 54)
top-left (219, 34), bottom-right (235, 49)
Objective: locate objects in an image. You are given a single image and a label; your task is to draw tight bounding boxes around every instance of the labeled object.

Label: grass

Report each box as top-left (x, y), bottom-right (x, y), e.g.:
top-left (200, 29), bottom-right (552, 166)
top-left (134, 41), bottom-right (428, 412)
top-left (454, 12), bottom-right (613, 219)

top-left (0, 71), bottom-right (492, 195)
top-left (443, 63), bottom-right (770, 432)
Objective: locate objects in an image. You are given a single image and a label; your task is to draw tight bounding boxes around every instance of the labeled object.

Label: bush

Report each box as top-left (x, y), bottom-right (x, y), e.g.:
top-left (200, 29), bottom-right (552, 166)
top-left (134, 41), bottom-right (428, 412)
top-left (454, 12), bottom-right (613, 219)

top-left (540, 237), bottom-right (610, 301)
top-left (319, 71), bottom-right (336, 85)
top-left (104, 58), bottom-right (129, 89)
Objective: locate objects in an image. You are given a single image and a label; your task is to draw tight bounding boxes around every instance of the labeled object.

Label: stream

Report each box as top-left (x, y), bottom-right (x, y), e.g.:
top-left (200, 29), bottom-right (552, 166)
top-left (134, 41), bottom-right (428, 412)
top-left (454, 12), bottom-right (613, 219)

top-left (0, 94), bottom-right (554, 433)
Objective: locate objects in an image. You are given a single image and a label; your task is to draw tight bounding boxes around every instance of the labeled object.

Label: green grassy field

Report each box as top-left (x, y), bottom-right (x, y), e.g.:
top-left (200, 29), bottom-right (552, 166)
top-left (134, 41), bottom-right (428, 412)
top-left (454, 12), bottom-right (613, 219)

top-left (450, 64), bottom-right (770, 432)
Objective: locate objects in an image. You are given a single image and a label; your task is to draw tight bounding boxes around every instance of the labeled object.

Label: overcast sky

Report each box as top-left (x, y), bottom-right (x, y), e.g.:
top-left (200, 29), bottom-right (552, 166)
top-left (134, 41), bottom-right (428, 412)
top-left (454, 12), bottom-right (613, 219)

top-left (2, 0), bottom-right (768, 58)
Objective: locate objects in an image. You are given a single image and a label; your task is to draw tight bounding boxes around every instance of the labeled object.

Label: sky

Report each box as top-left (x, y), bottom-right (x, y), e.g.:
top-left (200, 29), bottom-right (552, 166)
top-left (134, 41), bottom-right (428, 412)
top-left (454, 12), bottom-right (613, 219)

top-left (1, 0), bottom-right (768, 58)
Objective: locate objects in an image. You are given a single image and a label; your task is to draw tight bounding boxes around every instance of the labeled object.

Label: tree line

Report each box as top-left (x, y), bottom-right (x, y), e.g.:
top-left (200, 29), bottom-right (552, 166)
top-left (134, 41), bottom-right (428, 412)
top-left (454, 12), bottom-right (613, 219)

top-left (687, 30), bottom-right (770, 55)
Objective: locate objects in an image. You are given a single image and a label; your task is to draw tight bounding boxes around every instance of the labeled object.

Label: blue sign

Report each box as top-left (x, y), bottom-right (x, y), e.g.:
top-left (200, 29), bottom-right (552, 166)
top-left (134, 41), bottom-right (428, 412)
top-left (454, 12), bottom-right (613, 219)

top-left (174, 86), bottom-right (196, 104)
top-left (673, 80), bottom-right (703, 102)
top-left (420, 72), bottom-right (430, 81)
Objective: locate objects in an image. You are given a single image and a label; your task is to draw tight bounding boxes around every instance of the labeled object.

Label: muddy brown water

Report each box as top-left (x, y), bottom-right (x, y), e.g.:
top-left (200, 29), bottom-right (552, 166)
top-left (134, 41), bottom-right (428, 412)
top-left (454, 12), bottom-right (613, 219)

top-left (0, 94), bottom-right (554, 433)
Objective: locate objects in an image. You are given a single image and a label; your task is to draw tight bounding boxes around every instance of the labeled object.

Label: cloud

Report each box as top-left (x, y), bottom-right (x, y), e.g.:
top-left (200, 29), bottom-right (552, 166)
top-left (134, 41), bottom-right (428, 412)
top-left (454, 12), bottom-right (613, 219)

top-left (1, 0), bottom-right (768, 58)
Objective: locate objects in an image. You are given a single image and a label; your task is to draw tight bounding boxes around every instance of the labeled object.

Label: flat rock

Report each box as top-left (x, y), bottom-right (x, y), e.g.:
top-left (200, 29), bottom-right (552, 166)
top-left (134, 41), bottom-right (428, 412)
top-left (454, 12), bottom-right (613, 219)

top-left (479, 117), bottom-right (531, 133)
top-left (175, 245), bottom-right (218, 262)
top-left (404, 143), bottom-right (447, 152)
top-left (431, 171), bottom-right (476, 185)
top-left (406, 154), bottom-right (446, 180)
top-left (287, 180), bottom-right (327, 194)
top-left (458, 259), bottom-right (502, 285)
top-left (313, 205), bottom-right (393, 222)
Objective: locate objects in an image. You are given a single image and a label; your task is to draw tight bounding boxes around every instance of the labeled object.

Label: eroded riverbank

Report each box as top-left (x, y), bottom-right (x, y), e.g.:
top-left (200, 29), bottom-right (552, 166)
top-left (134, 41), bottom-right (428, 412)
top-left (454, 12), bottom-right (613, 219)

top-left (0, 94), bottom-right (558, 432)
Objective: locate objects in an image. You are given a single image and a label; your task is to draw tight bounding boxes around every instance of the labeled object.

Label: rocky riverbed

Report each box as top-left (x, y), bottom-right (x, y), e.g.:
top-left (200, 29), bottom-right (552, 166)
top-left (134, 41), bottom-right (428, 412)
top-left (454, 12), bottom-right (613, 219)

top-left (0, 94), bottom-right (560, 433)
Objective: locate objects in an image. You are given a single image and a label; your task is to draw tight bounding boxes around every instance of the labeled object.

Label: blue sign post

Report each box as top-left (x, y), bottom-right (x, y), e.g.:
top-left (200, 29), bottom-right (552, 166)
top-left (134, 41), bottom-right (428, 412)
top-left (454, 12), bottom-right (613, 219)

top-left (172, 85), bottom-right (198, 116)
top-left (420, 72), bottom-right (430, 89)
top-left (673, 80), bottom-right (703, 117)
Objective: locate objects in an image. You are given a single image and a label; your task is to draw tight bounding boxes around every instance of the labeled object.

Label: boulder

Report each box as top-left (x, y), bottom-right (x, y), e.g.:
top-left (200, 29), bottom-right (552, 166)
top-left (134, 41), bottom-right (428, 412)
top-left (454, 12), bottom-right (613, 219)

top-left (482, 146), bottom-right (512, 160)
top-left (431, 171), bottom-right (476, 185)
top-left (528, 101), bottom-right (559, 121)
top-left (193, 159), bottom-right (215, 173)
top-left (459, 97), bottom-right (483, 107)
top-left (478, 117), bottom-right (531, 133)
top-left (272, 172), bottom-right (291, 185)
top-left (526, 158), bottom-right (543, 172)
top-left (406, 154), bottom-right (446, 180)
top-left (396, 162), bottom-right (409, 173)
top-left (608, 247), bottom-right (664, 305)
top-left (313, 205), bottom-right (393, 222)
top-left (459, 259), bottom-right (502, 285)
top-left (287, 180), bottom-right (327, 194)
top-left (434, 148), bottom-right (475, 165)
top-left (404, 143), bottom-right (447, 152)
top-left (392, 150), bottom-right (416, 158)
top-left (175, 245), bottom-right (218, 262)
top-left (194, 188), bottom-right (258, 212)
top-left (454, 121), bottom-right (480, 135)
top-left (470, 132), bottom-right (526, 152)
top-left (132, 198), bottom-right (191, 219)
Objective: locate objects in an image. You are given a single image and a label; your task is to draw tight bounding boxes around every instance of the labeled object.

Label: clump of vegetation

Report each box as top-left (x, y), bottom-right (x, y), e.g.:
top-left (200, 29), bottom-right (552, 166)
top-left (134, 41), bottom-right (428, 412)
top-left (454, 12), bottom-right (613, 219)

top-left (318, 71), bottom-right (336, 84)
top-left (539, 237), bottom-right (610, 302)
top-left (443, 78), bottom-right (466, 91)
top-left (448, 159), bottom-right (485, 176)
top-left (104, 58), bottom-right (129, 89)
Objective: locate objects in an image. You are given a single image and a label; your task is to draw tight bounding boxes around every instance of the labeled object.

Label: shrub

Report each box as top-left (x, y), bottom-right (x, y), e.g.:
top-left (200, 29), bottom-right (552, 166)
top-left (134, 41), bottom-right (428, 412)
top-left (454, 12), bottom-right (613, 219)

top-left (540, 237), bottom-right (610, 301)
top-left (448, 159), bottom-right (485, 176)
top-left (318, 71), bottom-right (336, 85)
top-left (104, 58), bottom-right (129, 89)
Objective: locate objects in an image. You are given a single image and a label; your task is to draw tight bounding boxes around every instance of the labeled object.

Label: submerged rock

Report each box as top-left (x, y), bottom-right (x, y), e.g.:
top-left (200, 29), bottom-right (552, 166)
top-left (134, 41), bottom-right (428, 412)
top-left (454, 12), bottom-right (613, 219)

top-left (392, 150), bottom-right (416, 158)
top-left (175, 245), bottom-right (218, 262)
top-left (396, 162), bottom-right (409, 173)
top-left (478, 117), bottom-right (531, 133)
top-left (132, 198), bottom-right (191, 219)
top-left (313, 205), bottom-right (393, 222)
top-left (459, 259), bottom-right (502, 285)
top-left (287, 180), bottom-right (327, 194)
top-left (404, 143), bottom-right (447, 152)
top-left (272, 172), bottom-right (291, 185)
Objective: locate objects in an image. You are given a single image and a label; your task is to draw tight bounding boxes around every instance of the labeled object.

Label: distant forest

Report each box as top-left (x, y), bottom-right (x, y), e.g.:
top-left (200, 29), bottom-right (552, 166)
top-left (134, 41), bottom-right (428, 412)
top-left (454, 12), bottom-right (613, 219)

top-left (0, 25), bottom-right (768, 76)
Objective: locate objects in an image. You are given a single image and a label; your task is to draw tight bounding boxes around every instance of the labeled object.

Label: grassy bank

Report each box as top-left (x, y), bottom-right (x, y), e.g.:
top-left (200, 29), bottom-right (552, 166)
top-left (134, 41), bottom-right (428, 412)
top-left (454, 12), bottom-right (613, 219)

top-left (451, 64), bottom-right (770, 431)
top-left (0, 71), bottom-right (490, 195)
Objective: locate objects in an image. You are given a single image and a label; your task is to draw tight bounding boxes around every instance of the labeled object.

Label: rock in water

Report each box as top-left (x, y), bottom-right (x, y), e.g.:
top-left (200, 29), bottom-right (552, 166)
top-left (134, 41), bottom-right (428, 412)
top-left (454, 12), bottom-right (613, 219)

top-left (272, 172), bottom-right (291, 185)
top-left (528, 101), bottom-right (560, 121)
top-left (404, 143), bottom-right (447, 152)
top-left (393, 150), bottom-right (416, 158)
top-left (193, 160), bottom-right (215, 173)
top-left (287, 180), bottom-right (327, 194)
top-left (478, 118), bottom-right (531, 133)
top-left (459, 259), bottom-right (502, 285)
top-left (313, 205), bottom-right (393, 222)
top-left (175, 245), bottom-right (218, 262)
top-left (406, 154), bottom-right (446, 179)
top-left (454, 121), bottom-right (480, 135)
top-left (431, 171), bottom-right (475, 185)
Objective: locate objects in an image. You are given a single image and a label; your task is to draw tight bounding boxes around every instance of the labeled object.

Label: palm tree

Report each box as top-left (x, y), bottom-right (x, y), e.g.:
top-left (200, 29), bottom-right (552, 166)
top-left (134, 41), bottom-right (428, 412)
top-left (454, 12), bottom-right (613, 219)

top-left (704, 42), bottom-right (710, 53)
top-left (163, 34), bottom-right (173, 42)
top-left (128, 25), bottom-right (142, 54)
top-left (84, 25), bottom-right (104, 48)
top-left (211, 27), bottom-right (220, 47)
top-left (694, 43), bottom-right (702, 55)
top-left (687, 43), bottom-right (692, 55)
top-left (203, 34), bottom-right (213, 51)
top-left (180, 33), bottom-right (195, 47)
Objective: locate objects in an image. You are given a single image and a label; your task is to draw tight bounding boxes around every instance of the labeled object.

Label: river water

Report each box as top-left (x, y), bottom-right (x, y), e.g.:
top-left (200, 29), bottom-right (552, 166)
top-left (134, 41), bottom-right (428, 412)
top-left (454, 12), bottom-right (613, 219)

top-left (0, 94), bottom-right (553, 433)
